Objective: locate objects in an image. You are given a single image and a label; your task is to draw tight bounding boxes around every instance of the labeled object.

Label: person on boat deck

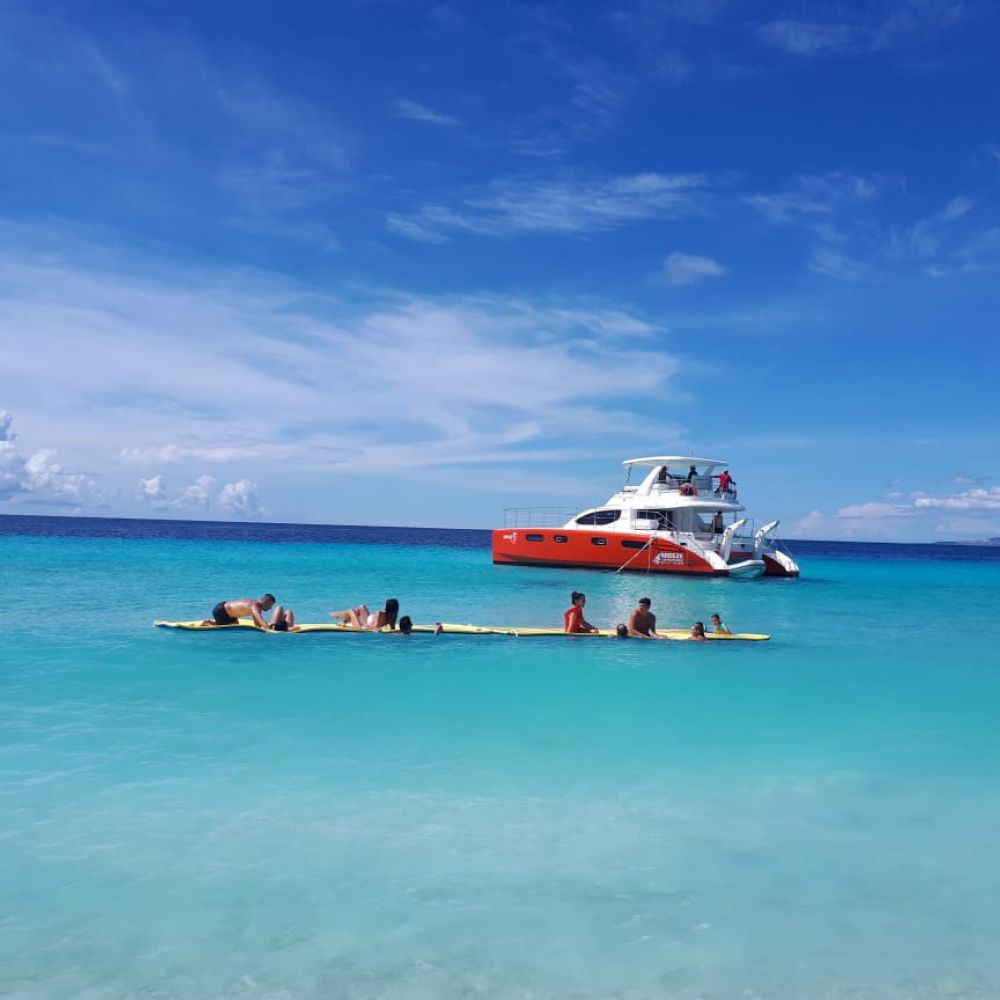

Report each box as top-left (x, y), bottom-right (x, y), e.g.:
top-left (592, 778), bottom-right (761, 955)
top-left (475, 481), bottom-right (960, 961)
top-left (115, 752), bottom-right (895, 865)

top-left (329, 597), bottom-right (400, 630)
top-left (628, 597), bottom-right (666, 639)
top-left (716, 469), bottom-right (736, 495)
top-left (564, 591), bottom-right (598, 633)
top-left (690, 621), bottom-right (707, 642)
top-left (710, 613), bottom-right (731, 635)
top-left (657, 466), bottom-right (669, 484)
top-left (269, 605), bottom-right (296, 631)
top-left (686, 465), bottom-right (698, 483)
top-left (712, 511), bottom-right (724, 534)
top-left (203, 594), bottom-right (275, 628)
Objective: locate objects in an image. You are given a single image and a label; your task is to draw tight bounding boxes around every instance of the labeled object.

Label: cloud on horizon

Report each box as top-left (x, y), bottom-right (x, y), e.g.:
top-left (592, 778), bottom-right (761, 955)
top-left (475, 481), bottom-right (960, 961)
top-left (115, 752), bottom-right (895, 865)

top-left (0, 237), bottom-right (686, 516)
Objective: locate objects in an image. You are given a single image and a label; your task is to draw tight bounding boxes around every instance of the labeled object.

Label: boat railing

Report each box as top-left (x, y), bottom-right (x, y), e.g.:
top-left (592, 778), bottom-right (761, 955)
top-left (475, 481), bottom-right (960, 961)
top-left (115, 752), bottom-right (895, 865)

top-left (502, 507), bottom-right (578, 528)
top-left (648, 476), bottom-right (737, 499)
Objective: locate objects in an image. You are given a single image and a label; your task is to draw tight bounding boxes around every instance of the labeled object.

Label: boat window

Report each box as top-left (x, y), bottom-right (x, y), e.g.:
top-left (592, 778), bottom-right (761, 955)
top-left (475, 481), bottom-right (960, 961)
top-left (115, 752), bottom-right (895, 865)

top-left (526, 533), bottom-right (544, 542)
top-left (620, 540), bottom-right (646, 549)
top-left (636, 509), bottom-right (674, 528)
top-left (590, 537), bottom-right (608, 546)
top-left (576, 509), bottom-right (621, 525)
top-left (553, 534), bottom-right (568, 543)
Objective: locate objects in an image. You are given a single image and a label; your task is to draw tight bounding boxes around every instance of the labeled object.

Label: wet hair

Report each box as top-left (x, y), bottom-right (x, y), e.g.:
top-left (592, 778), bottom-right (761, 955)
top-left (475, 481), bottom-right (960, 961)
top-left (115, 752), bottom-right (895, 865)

top-left (616, 624), bottom-right (628, 639)
top-left (638, 597), bottom-right (651, 607)
top-left (710, 613), bottom-right (722, 622)
top-left (262, 593), bottom-right (276, 604)
top-left (570, 591), bottom-right (585, 605)
top-left (692, 621), bottom-right (706, 636)
top-left (384, 598), bottom-right (399, 630)
top-left (398, 615), bottom-right (412, 635)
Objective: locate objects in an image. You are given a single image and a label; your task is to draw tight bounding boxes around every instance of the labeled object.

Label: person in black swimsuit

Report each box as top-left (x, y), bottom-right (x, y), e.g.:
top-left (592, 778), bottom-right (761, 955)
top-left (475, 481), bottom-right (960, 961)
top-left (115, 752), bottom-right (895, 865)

top-left (206, 594), bottom-right (275, 627)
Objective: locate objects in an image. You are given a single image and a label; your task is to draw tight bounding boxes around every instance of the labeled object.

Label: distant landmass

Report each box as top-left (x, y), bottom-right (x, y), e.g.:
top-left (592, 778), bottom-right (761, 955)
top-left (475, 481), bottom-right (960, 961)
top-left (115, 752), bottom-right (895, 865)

top-left (937, 537), bottom-right (1000, 546)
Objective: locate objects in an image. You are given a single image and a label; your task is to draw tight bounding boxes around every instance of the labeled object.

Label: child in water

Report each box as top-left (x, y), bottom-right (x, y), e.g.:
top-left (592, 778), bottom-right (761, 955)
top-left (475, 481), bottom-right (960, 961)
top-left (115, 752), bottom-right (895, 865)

top-left (710, 613), bottom-right (731, 634)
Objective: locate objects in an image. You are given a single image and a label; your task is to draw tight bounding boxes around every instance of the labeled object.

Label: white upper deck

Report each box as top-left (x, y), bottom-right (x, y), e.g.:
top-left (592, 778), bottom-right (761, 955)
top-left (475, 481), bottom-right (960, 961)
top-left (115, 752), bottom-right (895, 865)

top-left (623, 455), bottom-right (726, 471)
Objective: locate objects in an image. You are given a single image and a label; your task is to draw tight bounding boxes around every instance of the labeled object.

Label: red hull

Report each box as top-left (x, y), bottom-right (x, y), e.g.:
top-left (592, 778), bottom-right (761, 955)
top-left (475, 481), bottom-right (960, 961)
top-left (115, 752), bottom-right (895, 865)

top-left (492, 528), bottom-right (720, 575)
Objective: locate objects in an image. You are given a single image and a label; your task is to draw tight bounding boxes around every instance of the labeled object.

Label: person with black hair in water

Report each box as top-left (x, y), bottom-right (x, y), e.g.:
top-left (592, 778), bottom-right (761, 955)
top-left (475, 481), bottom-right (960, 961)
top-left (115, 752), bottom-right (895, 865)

top-left (329, 597), bottom-right (400, 630)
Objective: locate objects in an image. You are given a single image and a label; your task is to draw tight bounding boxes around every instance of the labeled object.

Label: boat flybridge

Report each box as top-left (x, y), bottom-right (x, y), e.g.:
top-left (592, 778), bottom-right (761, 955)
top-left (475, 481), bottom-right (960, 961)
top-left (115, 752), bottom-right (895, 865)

top-left (492, 456), bottom-right (800, 578)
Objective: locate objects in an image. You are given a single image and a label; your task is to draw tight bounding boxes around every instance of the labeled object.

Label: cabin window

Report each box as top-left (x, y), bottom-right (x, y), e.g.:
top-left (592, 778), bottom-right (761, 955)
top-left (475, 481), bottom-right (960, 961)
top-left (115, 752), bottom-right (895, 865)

top-left (590, 537), bottom-right (608, 546)
top-left (636, 509), bottom-right (674, 527)
top-left (620, 540), bottom-right (646, 549)
top-left (554, 534), bottom-right (568, 543)
top-left (526, 533), bottom-right (544, 542)
top-left (576, 509), bottom-right (621, 526)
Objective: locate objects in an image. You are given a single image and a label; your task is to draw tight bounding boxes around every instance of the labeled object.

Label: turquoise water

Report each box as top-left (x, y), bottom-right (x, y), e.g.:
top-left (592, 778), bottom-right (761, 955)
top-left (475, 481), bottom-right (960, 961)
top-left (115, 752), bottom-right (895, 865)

top-left (3, 520), bottom-right (1000, 998)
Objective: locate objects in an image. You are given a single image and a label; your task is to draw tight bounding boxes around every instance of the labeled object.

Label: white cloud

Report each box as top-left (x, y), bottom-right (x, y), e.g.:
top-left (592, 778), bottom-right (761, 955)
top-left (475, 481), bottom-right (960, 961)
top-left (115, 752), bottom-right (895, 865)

top-left (137, 474), bottom-right (167, 505)
top-left (0, 234), bottom-right (690, 518)
top-left (180, 475), bottom-right (215, 512)
top-left (662, 252), bottom-right (727, 286)
top-left (391, 99), bottom-right (459, 127)
top-left (0, 411), bottom-right (100, 507)
top-left (136, 473), bottom-right (215, 512)
top-left (807, 247), bottom-right (873, 282)
top-left (746, 172), bottom-right (878, 226)
top-left (387, 172), bottom-right (711, 241)
top-left (915, 487), bottom-right (1000, 511)
top-left (758, 19), bottom-right (857, 56)
top-left (219, 479), bottom-right (261, 518)
top-left (758, 4), bottom-right (966, 57)
top-left (837, 501), bottom-right (914, 519)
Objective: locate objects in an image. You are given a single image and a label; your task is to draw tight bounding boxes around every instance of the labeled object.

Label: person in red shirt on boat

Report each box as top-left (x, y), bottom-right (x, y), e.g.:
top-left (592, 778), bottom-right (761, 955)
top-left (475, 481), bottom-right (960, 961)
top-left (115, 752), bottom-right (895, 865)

top-left (564, 591), bottom-right (598, 634)
top-left (716, 469), bottom-right (736, 496)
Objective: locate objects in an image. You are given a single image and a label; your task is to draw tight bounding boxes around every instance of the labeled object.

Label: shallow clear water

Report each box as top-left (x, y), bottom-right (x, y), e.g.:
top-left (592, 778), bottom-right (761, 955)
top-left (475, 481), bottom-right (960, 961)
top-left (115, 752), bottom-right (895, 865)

top-left (2, 517), bottom-right (1000, 998)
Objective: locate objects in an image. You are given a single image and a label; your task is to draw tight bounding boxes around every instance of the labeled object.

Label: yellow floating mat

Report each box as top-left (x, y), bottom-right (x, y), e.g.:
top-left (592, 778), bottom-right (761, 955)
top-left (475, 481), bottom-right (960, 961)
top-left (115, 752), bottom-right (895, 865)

top-left (154, 619), bottom-right (768, 640)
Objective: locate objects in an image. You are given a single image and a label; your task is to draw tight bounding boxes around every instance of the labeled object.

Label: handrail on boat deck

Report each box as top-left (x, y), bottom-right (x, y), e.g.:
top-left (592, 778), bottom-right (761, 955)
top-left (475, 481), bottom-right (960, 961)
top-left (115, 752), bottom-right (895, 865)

top-left (502, 507), bottom-right (577, 528)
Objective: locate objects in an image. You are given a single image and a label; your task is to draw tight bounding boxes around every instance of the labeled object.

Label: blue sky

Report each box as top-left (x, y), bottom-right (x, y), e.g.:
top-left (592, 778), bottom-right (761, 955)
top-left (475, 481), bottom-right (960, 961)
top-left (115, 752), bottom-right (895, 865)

top-left (1, 0), bottom-right (999, 540)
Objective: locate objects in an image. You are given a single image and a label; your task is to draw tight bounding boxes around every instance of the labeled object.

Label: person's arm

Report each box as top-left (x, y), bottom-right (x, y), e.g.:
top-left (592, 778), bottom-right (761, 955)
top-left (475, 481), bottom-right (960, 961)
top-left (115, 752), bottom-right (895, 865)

top-left (580, 615), bottom-right (597, 633)
top-left (650, 614), bottom-right (673, 640)
top-left (249, 602), bottom-right (267, 628)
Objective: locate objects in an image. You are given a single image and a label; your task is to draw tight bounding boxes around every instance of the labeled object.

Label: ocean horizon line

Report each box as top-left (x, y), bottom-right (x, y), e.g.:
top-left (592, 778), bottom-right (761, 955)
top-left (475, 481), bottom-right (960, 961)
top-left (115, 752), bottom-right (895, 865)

top-left (1, 511), bottom-right (999, 553)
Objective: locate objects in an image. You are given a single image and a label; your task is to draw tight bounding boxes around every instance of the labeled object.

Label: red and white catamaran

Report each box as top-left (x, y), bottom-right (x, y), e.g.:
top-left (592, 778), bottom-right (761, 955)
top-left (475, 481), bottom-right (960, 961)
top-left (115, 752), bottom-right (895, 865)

top-left (491, 456), bottom-right (800, 578)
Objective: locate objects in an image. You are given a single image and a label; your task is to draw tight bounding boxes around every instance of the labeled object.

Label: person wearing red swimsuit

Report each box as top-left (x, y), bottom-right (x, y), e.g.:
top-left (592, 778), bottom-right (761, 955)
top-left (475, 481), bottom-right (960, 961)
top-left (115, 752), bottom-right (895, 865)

top-left (564, 591), bottom-right (598, 633)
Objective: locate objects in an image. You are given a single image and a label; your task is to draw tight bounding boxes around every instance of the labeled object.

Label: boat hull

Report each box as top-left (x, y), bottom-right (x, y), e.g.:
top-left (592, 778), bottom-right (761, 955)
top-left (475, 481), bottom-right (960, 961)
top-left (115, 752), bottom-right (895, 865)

top-left (493, 528), bottom-right (726, 575)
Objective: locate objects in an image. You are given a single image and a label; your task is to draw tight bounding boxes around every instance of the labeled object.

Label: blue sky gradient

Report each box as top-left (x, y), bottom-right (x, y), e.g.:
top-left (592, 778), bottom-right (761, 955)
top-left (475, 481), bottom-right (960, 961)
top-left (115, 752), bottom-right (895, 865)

top-left (1, 0), bottom-right (998, 539)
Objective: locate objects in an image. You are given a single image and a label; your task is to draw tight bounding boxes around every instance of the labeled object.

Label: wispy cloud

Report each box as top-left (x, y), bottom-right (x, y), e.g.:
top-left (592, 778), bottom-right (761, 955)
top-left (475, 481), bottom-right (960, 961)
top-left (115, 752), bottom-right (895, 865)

top-left (662, 251), bottom-right (727, 286)
top-left (391, 99), bottom-right (459, 127)
top-left (758, 1), bottom-right (967, 57)
top-left (388, 171), bottom-right (712, 242)
top-left (749, 172), bottom-right (980, 282)
top-left (0, 234), bottom-right (684, 515)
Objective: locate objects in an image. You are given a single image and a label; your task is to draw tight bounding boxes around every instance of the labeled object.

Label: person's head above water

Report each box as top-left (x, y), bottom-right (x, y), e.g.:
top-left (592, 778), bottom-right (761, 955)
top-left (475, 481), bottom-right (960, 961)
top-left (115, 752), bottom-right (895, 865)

top-left (691, 621), bottom-right (706, 637)
top-left (398, 615), bottom-right (412, 635)
top-left (616, 623), bottom-right (628, 638)
top-left (710, 614), bottom-right (722, 626)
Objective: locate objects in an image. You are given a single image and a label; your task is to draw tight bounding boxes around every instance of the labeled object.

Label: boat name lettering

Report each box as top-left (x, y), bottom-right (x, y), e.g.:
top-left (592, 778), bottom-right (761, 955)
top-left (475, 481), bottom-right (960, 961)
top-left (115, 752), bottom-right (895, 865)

top-left (653, 551), bottom-right (684, 565)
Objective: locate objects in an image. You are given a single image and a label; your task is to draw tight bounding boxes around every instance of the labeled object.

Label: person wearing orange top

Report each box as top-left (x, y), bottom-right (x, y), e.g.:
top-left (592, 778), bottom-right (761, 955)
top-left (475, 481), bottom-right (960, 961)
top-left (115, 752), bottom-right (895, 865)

top-left (564, 591), bottom-right (597, 633)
